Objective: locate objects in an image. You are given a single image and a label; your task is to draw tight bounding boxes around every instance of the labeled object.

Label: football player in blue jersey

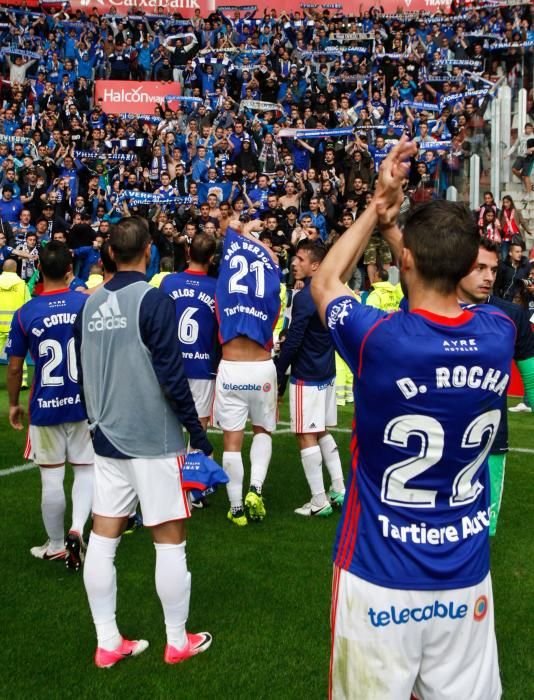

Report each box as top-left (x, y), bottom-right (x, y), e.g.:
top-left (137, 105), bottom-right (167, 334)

top-left (7, 242), bottom-right (94, 570)
top-left (161, 234), bottom-right (218, 434)
top-left (275, 239), bottom-right (346, 517)
top-left (456, 237), bottom-right (534, 537)
top-left (312, 138), bottom-right (515, 700)
top-left (214, 218), bottom-right (281, 526)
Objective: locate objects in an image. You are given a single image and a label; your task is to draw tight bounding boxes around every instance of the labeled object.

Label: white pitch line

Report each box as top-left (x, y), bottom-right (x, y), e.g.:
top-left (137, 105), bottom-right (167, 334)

top-left (0, 462), bottom-right (36, 477)
top-left (1, 444), bottom-right (532, 478)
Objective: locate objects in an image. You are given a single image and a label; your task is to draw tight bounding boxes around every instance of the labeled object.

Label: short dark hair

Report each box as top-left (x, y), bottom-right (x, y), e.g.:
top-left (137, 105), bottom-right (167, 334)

top-left (296, 238), bottom-right (327, 264)
top-left (100, 241), bottom-right (117, 274)
top-left (160, 256), bottom-right (174, 272)
top-left (109, 216), bottom-right (150, 264)
top-left (478, 237), bottom-right (500, 256)
top-left (189, 233), bottom-right (216, 265)
top-left (403, 201), bottom-right (479, 294)
top-left (39, 241), bottom-right (71, 280)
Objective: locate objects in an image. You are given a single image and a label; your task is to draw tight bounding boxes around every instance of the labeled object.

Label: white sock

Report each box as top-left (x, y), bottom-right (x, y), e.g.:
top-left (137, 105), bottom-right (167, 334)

top-left (223, 451), bottom-right (244, 510)
top-left (249, 433), bottom-right (272, 492)
top-left (300, 446), bottom-right (327, 507)
top-left (154, 542), bottom-right (190, 649)
top-left (71, 464), bottom-right (94, 535)
top-left (318, 434), bottom-right (345, 493)
top-left (83, 532), bottom-right (122, 651)
top-left (39, 466), bottom-right (66, 552)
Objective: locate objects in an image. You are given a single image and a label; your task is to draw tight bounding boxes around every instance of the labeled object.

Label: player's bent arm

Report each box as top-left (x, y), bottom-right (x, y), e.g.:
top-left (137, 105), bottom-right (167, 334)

top-left (274, 295), bottom-right (311, 386)
top-left (140, 291), bottom-right (213, 455)
top-left (312, 202), bottom-right (380, 325)
top-left (7, 356), bottom-right (25, 430)
top-left (379, 222), bottom-right (403, 261)
top-left (228, 220), bottom-right (278, 263)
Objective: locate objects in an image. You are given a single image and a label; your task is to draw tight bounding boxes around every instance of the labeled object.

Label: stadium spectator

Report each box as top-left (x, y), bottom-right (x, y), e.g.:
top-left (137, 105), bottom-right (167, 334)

top-left (495, 241), bottom-right (532, 301)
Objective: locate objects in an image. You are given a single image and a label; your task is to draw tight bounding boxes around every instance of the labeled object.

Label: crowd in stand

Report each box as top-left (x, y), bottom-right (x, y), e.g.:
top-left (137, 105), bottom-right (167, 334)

top-left (0, 1), bottom-right (532, 310)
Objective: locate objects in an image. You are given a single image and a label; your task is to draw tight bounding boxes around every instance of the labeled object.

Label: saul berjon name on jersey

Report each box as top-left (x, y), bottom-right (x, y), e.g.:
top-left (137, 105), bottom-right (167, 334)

top-left (397, 366), bottom-right (509, 400)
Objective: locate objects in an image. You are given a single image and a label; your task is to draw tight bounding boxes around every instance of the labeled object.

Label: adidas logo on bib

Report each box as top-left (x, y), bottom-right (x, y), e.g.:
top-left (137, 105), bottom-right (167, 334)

top-left (88, 293), bottom-right (127, 332)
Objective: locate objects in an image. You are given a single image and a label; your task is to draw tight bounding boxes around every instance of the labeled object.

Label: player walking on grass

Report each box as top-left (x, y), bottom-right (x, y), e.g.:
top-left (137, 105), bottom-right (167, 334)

top-left (312, 138), bottom-right (515, 699)
top-left (457, 237), bottom-right (534, 537)
top-left (275, 239), bottom-right (345, 517)
top-left (74, 217), bottom-right (213, 668)
top-left (214, 219), bottom-right (280, 526)
top-left (6, 242), bottom-right (94, 570)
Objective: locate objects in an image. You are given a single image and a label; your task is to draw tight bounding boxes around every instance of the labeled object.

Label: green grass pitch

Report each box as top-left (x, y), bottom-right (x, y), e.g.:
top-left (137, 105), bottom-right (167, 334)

top-left (0, 366), bottom-right (532, 699)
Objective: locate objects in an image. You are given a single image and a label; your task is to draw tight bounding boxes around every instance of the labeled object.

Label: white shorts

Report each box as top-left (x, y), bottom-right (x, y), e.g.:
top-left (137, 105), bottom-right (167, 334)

top-left (93, 453), bottom-right (189, 527)
top-left (330, 567), bottom-right (501, 700)
top-left (213, 359), bottom-right (277, 432)
top-left (188, 378), bottom-right (215, 419)
top-left (26, 421), bottom-right (94, 465)
top-left (290, 378), bottom-right (337, 433)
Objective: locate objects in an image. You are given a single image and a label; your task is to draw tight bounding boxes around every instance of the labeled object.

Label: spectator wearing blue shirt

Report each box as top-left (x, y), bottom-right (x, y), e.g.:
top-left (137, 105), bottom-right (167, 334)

top-left (300, 197), bottom-right (328, 241)
top-left (73, 235), bottom-right (104, 281)
top-left (0, 186), bottom-right (23, 225)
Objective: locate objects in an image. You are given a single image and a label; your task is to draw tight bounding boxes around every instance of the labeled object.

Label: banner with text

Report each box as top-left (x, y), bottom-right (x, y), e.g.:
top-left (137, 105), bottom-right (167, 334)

top-left (64, 0), bottom-right (451, 18)
top-left (94, 80), bottom-right (181, 115)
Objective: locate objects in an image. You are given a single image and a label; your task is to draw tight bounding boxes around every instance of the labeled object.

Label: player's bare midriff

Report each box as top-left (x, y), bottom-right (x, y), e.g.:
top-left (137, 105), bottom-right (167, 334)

top-left (222, 336), bottom-right (271, 362)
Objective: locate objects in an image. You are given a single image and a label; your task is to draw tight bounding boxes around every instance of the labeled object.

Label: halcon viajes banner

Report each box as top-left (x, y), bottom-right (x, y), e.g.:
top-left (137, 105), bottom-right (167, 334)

top-left (94, 80), bottom-right (181, 115)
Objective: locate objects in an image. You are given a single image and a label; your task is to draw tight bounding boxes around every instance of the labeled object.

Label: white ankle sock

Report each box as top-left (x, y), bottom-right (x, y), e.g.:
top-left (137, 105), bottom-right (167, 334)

top-left (155, 542), bottom-right (190, 649)
top-left (223, 451), bottom-right (244, 509)
top-left (83, 532), bottom-right (122, 651)
top-left (300, 446), bottom-right (326, 507)
top-left (250, 433), bottom-right (272, 491)
top-left (71, 464), bottom-right (94, 535)
top-left (318, 434), bottom-right (345, 493)
top-left (39, 466), bottom-right (66, 551)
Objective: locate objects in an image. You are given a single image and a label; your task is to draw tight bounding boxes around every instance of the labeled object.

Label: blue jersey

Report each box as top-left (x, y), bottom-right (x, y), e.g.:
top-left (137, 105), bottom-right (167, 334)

top-left (160, 270), bottom-right (218, 380)
top-left (326, 297), bottom-right (515, 590)
top-left (7, 289), bottom-right (87, 426)
top-left (215, 228), bottom-right (281, 351)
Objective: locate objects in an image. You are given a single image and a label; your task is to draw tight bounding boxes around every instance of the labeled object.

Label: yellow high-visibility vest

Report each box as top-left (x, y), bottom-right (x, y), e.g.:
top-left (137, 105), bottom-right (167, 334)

top-left (0, 271), bottom-right (30, 333)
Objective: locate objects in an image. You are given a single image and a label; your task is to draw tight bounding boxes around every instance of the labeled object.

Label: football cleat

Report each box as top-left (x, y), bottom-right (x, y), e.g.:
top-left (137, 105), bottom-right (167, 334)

top-left (123, 512), bottom-right (143, 535)
top-left (95, 638), bottom-right (149, 669)
top-left (227, 508), bottom-right (248, 527)
top-left (164, 632), bottom-right (212, 664)
top-left (508, 402), bottom-right (532, 413)
top-left (244, 490), bottom-right (266, 521)
top-left (294, 501), bottom-right (333, 517)
top-left (191, 496), bottom-right (210, 509)
top-left (65, 531), bottom-right (85, 571)
top-left (30, 540), bottom-right (66, 561)
top-left (328, 489), bottom-right (346, 508)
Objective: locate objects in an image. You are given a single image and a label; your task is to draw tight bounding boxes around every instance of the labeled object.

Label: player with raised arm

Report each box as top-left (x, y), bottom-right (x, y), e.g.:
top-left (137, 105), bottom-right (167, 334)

top-left (160, 234), bottom-right (218, 433)
top-left (214, 218), bottom-right (280, 526)
top-left (312, 139), bottom-right (515, 700)
top-left (7, 242), bottom-right (94, 570)
top-left (275, 239), bottom-right (345, 517)
top-left (457, 237), bottom-right (534, 536)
